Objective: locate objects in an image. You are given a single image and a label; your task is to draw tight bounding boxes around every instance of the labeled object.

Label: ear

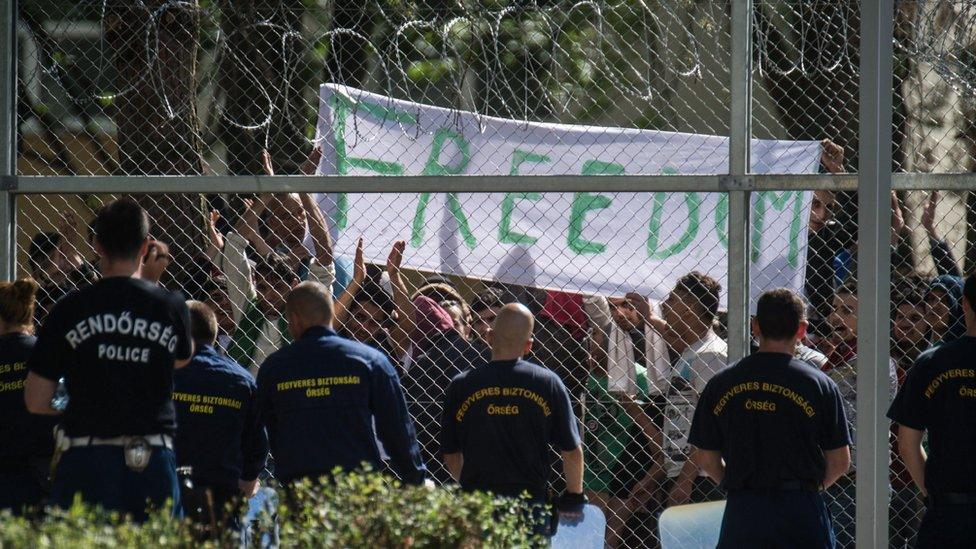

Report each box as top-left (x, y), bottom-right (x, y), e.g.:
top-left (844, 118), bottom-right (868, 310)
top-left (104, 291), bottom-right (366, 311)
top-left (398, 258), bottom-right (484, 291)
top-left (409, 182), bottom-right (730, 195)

top-left (796, 320), bottom-right (808, 342)
top-left (750, 317), bottom-right (761, 339)
top-left (523, 338), bottom-right (533, 356)
top-left (137, 237), bottom-right (151, 260)
top-left (486, 328), bottom-right (493, 348)
top-left (964, 296), bottom-right (974, 317)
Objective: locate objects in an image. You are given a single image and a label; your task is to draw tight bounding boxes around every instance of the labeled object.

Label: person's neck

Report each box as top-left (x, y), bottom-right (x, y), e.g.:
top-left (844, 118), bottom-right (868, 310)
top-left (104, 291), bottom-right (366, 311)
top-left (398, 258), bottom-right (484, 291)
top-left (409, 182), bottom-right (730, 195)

top-left (966, 324), bottom-right (976, 338)
top-left (757, 339), bottom-right (796, 355)
top-left (300, 323), bottom-right (332, 337)
top-left (673, 321), bottom-right (711, 355)
top-left (100, 257), bottom-right (141, 279)
top-left (490, 352), bottom-right (522, 362)
top-left (0, 324), bottom-right (30, 336)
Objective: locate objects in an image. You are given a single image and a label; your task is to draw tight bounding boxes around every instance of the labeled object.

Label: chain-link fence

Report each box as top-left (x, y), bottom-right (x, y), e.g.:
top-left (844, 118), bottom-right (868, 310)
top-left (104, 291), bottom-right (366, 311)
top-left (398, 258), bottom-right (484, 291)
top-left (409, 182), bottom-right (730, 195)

top-left (4, 0), bottom-right (974, 547)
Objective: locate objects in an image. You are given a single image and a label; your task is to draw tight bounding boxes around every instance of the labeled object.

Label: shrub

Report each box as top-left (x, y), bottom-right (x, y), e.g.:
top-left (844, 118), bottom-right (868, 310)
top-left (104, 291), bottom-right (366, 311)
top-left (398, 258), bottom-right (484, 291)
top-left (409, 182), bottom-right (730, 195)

top-left (0, 470), bottom-right (543, 548)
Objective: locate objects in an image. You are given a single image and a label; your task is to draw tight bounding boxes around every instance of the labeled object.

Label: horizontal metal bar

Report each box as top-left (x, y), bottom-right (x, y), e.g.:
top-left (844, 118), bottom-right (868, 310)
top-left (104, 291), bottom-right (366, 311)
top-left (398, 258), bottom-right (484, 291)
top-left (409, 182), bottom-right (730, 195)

top-left (11, 172), bottom-right (973, 194)
top-left (7, 174), bottom-right (838, 194)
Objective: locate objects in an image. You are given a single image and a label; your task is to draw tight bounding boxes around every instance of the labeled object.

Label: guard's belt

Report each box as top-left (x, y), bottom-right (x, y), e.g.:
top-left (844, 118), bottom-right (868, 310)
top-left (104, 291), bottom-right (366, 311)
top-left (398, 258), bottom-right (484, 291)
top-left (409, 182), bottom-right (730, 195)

top-left (64, 434), bottom-right (173, 450)
top-left (928, 492), bottom-right (976, 507)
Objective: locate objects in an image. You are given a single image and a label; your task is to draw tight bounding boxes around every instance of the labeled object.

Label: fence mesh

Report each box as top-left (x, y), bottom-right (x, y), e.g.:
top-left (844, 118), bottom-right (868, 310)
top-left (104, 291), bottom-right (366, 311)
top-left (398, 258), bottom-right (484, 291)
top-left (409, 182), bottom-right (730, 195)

top-left (10, 0), bottom-right (976, 548)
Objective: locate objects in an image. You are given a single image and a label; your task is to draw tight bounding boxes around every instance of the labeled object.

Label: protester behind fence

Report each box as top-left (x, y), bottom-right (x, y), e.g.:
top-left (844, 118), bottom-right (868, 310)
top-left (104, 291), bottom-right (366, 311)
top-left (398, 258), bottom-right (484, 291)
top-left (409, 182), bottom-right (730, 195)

top-left (580, 294), bottom-right (660, 548)
top-left (400, 296), bottom-right (487, 484)
top-left (888, 272), bottom-right (976, 548)
top-left (470, 287), bottom-right (507, 350)
top-left (689, 288), bottom-right (851, 548)
top-left (29, 211), bottom-right (98, 324)
top-left (174, 301), bottom-right (269, 528)
top-left (440, 303), bottom-right (585, 537)
top-left (255, 281), bottom-right (426, 486)
top-left (636, 272), bottom-right (727, 507)
top-left (334, 238), bottom-right (415, 364)
top-left (822, 280), bottom-right (898, 548)
top-left (223, 195), bottom-right (336, 374)
top-left (925, 274), bottom-right (965, 346)
top-left (24, 198), bottom-right (193, 520)
top-left (0, 278), bottom-right (57, 515)
top-left (888, 278), bottom-right (927, 548)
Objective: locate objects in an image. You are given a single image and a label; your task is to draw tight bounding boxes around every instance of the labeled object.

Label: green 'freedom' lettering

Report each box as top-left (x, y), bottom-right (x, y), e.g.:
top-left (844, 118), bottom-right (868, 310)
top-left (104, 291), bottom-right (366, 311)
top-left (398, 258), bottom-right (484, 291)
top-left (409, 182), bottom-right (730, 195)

top-left (330, 93), bottom-right (414, 229)
top-left (568, 160), bottom-right (621, 254)
top-left (752, 191), bottom-right (804, 266)
top-left (411, 129), bottom-right (476, 248)
top-left (499, 150), bottom-right (549, 245)
top-left (646, 193), bottom-right (701, 259)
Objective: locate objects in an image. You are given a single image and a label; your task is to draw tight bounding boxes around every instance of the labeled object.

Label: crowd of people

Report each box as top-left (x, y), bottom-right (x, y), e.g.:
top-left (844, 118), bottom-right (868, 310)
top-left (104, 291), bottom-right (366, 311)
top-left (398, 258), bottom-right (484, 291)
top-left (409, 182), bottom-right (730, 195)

top-left (0, 141), bottom-right (969, 549)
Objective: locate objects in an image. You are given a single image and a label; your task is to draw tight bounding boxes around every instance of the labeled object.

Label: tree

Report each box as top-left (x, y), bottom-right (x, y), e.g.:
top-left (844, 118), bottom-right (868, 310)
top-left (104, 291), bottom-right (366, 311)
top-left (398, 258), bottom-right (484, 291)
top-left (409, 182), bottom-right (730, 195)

top-left (105, 0), bottom-right (208, 286)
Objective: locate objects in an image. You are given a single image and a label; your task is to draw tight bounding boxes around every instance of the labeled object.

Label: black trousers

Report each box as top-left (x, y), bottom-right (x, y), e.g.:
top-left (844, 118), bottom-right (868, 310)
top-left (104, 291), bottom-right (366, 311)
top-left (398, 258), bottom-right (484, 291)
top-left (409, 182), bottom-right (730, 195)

top-left (915, 502), bottom-right (976, 549)
top-left (719, 489), bottom-right (835, 549)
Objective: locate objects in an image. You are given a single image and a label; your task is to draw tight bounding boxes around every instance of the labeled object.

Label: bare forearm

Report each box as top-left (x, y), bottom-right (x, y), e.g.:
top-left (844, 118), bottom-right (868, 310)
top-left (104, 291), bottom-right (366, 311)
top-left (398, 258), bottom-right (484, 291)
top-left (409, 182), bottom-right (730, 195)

top-left (562, 446), bottom-right (584, 494)
top-left (691, 449), bottom-right (724, 485)
top-left (444, 453), bottom-right (463, 482)
top-left (301, 194), bottom-right (333, 265)
top-left (898, 431), bottom-right (927, 496)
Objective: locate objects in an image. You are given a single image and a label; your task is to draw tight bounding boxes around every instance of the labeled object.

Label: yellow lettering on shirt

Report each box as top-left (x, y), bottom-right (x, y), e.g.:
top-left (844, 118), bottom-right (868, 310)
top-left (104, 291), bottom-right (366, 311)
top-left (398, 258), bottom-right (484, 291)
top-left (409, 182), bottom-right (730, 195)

top-left (306, 387), bottom-right (332, 398)
top-left (172, 392), bottom-right (243, 410)
top-left (713, 381), bottom-right (815, 417)
top-left (0, 361), bottom-right (25, 374)
top-left (487, 404), bottom-right (520, 415)
top-left (276, 376), bottom-right (361, 393)
top-left (925, 369), bottom-right (976, 398)
top-left (745, 399), bottom-right (777, 412)
top-left (0, 378), bottom-right (24, 393)
top-left (455, 387), bottom-right (550, 422)
top-left (958, 386), bottom-right (976, 398)
top-left (189, 403), bottom-right (215, 414)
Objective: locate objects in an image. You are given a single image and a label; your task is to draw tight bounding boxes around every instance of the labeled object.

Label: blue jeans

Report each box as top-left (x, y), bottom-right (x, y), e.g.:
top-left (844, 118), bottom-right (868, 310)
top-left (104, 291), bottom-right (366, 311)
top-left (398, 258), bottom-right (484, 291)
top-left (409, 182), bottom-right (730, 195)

top-left (719, 489), bottom-right (835, 549)
top-left (51, 445), bottom-right (181, 521)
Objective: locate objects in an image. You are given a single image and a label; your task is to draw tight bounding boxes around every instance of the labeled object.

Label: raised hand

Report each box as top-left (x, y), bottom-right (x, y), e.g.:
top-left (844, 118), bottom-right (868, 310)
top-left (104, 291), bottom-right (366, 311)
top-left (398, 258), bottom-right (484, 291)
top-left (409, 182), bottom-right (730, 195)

top-left (353, 237), bottom-right (365, 285)
top-left (922, 190), bottom-right (939, 237)
top-left (820, 139), bottom-right (845, 174)
top-left (386, 240), bottom-right (406, 285)
top-left (301, 147), bottom-right (323, 176)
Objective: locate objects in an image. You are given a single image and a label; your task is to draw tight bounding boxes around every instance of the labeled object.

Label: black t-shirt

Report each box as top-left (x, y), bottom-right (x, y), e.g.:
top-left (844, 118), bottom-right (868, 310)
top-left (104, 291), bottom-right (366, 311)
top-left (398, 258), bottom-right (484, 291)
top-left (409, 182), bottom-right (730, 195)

top-left (0, 333), bottom-right (57, 461)
top-left (439, 359), bottom-right (581, 500)
top-left (689, 352), bottom-right (851, 491)
top-left (888, 336), bottom-right (976, 496)
top-left (27, 277), bottom-right (192, 437)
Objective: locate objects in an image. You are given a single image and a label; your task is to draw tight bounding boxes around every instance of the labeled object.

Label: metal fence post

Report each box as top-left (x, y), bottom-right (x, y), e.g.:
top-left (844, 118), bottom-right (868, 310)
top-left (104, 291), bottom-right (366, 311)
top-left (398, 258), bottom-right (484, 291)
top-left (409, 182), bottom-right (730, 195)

top-left (857, 0), bottom-right (893, 547)
top-left (0, 0), bottom-right (16, 281)
top-left (727, 0), bottom-right (753, 363)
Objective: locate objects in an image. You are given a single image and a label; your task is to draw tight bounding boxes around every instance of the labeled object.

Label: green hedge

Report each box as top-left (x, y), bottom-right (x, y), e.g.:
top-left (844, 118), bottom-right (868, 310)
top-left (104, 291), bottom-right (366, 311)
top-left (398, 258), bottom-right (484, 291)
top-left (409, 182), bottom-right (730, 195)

top-left (0, 471), bottom-right (544, 548)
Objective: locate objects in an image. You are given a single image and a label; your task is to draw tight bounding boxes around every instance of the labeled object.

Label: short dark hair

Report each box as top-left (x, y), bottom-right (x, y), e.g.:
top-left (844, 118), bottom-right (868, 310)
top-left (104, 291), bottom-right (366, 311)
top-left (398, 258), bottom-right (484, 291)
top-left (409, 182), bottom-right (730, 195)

top-left (892, 276), bottom-right (926, 310)
top-left (255, 254), bottom-right (299, 287)
top-left (964, 273), bottom-right (976, 313)
top-left (353, 281), bottom-right (394, 315)
top-left (471, 287), bottom-right (507, 314)
top-left (675, 271), bottom-right (721, 321)
top-left (187, 300), bottom-right (218, 347)
top-left (28, 232), bottom-right (60, 273)
top-left (92, 198), bottom-right (150, 260)
top-left (836, 279), bottom-right (858, 297)
top-left (756, 288), bottom-right (806, 341)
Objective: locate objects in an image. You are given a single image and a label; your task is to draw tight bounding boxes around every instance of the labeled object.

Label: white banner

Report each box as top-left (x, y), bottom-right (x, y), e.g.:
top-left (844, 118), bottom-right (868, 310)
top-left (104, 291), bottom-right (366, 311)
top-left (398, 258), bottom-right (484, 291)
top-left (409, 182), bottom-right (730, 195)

top-left (315, 84), bottom-right (820, 307)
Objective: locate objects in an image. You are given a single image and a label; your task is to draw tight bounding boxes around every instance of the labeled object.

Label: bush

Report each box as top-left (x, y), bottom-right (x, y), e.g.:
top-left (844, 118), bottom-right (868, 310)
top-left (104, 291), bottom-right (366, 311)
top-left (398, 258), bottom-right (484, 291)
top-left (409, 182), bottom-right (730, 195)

top-left (0, 471), bottom-right (543, 548)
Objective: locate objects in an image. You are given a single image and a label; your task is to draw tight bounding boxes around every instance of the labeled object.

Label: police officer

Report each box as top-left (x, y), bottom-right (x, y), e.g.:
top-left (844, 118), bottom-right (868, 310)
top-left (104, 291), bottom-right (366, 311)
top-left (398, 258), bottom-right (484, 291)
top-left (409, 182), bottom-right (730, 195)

top-left (173, 301), bottom-right (268, 526)
top-left (888, 273), bottom-right (976, 548)
top-left (255, 281), bottom-right (426, 485)
top-left (688, 289), bottom-right (851, 548)
top-left (439, 303), bottom-right (585, 535)
top-left (0, 278), bottom-right (57, 514)
top-left (24, 198), bottom-right (194, 520)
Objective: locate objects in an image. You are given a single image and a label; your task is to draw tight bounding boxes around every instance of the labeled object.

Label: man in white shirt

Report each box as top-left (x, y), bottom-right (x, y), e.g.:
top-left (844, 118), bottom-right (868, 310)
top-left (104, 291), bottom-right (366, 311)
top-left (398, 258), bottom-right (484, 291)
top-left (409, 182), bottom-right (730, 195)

top-left (629, 272), bottom-right (728, 507)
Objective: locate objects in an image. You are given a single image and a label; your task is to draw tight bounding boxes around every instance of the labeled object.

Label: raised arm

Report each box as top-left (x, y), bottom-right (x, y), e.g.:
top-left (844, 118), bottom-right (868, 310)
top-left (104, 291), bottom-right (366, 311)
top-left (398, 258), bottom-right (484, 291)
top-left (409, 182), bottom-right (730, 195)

top-left (205, 210), bottom-right (225, 263)
top-left (922, 191), bottom-right (962, 278)
top-left (386, 240), bottom-right (415, 362)
top-left (235, 195), bottom-right (274, 259)
top-left (334, 237), bottom-right (365, 328)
